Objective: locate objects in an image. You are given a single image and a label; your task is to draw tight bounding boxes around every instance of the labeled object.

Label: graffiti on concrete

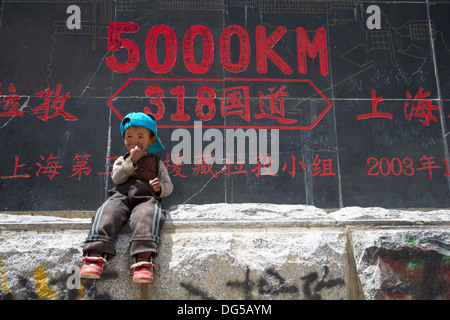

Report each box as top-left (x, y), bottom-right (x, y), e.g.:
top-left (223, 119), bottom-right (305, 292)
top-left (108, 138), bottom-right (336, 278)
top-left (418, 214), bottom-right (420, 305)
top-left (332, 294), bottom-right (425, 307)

top-left (226, 267), bottom-right (299, 299)
top-left (0, 259), bottom-right (112, 300)
top-left (181, 265), bottom-right (345, 300)
top-left (362, 235), bottom-right (450, 300)
top-left (300, 265), bottom-right (346, 300)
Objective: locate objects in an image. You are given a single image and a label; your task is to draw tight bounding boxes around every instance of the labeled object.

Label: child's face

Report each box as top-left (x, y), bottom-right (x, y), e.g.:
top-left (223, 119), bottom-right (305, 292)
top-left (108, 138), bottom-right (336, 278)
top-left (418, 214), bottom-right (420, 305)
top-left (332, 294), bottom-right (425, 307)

top-left (124, 126), bottom-right (156, 153)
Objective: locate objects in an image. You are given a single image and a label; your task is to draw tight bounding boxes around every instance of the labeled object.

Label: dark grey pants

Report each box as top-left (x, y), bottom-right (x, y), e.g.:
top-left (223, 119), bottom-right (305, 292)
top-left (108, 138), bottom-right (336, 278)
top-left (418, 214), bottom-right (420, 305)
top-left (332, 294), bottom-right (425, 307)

top-left (83, 180), bottom-right (165, 259)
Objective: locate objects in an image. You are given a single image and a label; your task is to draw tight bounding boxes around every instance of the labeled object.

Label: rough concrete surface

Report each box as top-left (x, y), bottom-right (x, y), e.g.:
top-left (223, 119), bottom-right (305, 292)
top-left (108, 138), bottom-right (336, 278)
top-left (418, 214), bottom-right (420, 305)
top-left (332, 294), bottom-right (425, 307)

top-left (0, 204), bottom-right (448, 300)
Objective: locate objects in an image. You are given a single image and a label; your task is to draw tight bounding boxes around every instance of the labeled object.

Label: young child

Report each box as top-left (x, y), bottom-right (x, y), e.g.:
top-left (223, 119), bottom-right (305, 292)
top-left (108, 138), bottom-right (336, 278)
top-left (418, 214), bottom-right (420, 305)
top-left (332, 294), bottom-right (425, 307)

top-left (80, 112), bottom-right (173, 283)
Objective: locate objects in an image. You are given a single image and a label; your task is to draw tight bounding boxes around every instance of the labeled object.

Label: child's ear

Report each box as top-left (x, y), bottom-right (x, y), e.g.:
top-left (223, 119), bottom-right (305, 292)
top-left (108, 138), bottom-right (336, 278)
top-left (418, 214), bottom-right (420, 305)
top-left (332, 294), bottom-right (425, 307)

top-left (149, 135), bottom-right (156, 146)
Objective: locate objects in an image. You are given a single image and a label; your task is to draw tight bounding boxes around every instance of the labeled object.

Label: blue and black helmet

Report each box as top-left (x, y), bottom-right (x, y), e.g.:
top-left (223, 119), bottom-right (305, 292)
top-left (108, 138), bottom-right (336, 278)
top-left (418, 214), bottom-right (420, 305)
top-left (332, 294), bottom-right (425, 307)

top-left (120, 112), bottom-right (164, 154)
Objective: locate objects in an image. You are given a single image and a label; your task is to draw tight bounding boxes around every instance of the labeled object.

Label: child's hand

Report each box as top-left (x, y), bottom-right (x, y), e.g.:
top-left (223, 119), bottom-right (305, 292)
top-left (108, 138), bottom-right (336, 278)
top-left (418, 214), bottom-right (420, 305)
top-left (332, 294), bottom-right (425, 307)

top-left (130, 145), bottom-right (147, 164)
top-left (149, 178), bottom-right (161, 193)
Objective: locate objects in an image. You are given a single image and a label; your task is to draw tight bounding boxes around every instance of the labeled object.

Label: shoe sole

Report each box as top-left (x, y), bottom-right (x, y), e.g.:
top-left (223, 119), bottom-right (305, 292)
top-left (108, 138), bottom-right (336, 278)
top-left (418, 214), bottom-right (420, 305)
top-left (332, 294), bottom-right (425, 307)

top-left (80, 273), bottom-right (101, 279)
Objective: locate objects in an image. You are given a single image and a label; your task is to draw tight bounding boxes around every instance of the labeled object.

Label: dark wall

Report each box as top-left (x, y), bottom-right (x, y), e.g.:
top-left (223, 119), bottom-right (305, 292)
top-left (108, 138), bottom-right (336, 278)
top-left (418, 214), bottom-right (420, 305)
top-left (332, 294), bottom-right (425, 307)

top-left (0, 0), bottom-right (449, 211)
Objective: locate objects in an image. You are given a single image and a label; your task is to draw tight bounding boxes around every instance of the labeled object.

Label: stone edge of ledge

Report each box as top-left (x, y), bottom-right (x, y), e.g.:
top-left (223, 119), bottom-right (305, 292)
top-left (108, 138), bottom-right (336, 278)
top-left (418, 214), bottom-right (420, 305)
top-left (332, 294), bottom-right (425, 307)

top-left (1, 204), bottom-right (449, 231)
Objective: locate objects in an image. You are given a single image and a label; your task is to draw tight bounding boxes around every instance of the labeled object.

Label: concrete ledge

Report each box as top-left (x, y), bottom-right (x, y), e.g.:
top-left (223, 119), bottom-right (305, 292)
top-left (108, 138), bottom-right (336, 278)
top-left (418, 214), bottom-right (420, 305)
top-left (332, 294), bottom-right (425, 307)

top-left (0, 204), bottom-right (449, 300)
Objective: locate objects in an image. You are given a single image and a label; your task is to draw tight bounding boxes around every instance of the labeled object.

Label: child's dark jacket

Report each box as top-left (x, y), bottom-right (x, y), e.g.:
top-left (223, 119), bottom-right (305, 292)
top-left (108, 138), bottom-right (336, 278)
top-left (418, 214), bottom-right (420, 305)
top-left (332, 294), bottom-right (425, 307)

top-left (111, 153), bottom-right (173, 199)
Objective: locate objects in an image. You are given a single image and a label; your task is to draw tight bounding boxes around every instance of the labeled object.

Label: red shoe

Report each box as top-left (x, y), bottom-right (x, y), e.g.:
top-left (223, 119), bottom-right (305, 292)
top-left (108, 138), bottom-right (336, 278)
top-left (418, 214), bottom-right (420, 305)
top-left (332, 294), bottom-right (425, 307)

top-left (131, 261), bottom-right (153, 283)
top-left (80, 256), bottom-right (107, 279)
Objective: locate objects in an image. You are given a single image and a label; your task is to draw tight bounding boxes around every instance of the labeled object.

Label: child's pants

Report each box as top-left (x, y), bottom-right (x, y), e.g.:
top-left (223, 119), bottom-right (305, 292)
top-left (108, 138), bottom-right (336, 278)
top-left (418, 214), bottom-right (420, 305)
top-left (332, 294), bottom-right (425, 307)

top-left (83, 180), bottom-right (165, 259)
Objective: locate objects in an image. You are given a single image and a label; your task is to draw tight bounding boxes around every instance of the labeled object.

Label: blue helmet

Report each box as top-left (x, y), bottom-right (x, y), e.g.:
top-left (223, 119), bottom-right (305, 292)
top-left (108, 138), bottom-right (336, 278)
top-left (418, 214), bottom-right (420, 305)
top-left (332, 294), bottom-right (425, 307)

top-left (120, 112), bottom-right (164, 154)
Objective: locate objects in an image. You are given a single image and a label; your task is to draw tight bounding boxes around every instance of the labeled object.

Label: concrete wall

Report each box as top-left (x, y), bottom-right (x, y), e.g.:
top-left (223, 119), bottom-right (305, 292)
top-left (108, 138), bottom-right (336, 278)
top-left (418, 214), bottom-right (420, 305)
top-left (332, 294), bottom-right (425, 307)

top-left (0, 204), bottom-right (448, 300)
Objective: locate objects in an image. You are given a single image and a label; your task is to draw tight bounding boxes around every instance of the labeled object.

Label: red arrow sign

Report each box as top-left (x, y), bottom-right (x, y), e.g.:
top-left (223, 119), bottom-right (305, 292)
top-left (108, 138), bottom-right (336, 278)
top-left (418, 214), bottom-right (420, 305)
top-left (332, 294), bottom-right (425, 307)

top-left (107, 78), bottom-right (332, 130)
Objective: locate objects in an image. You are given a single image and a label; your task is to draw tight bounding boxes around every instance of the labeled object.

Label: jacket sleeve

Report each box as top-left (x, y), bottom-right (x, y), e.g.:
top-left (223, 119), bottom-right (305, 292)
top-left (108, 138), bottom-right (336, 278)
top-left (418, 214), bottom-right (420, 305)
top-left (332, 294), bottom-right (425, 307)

top-left (111, 156), bottom-right (136, 185)
top-left (155, 159), bottom-right (173, 198)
